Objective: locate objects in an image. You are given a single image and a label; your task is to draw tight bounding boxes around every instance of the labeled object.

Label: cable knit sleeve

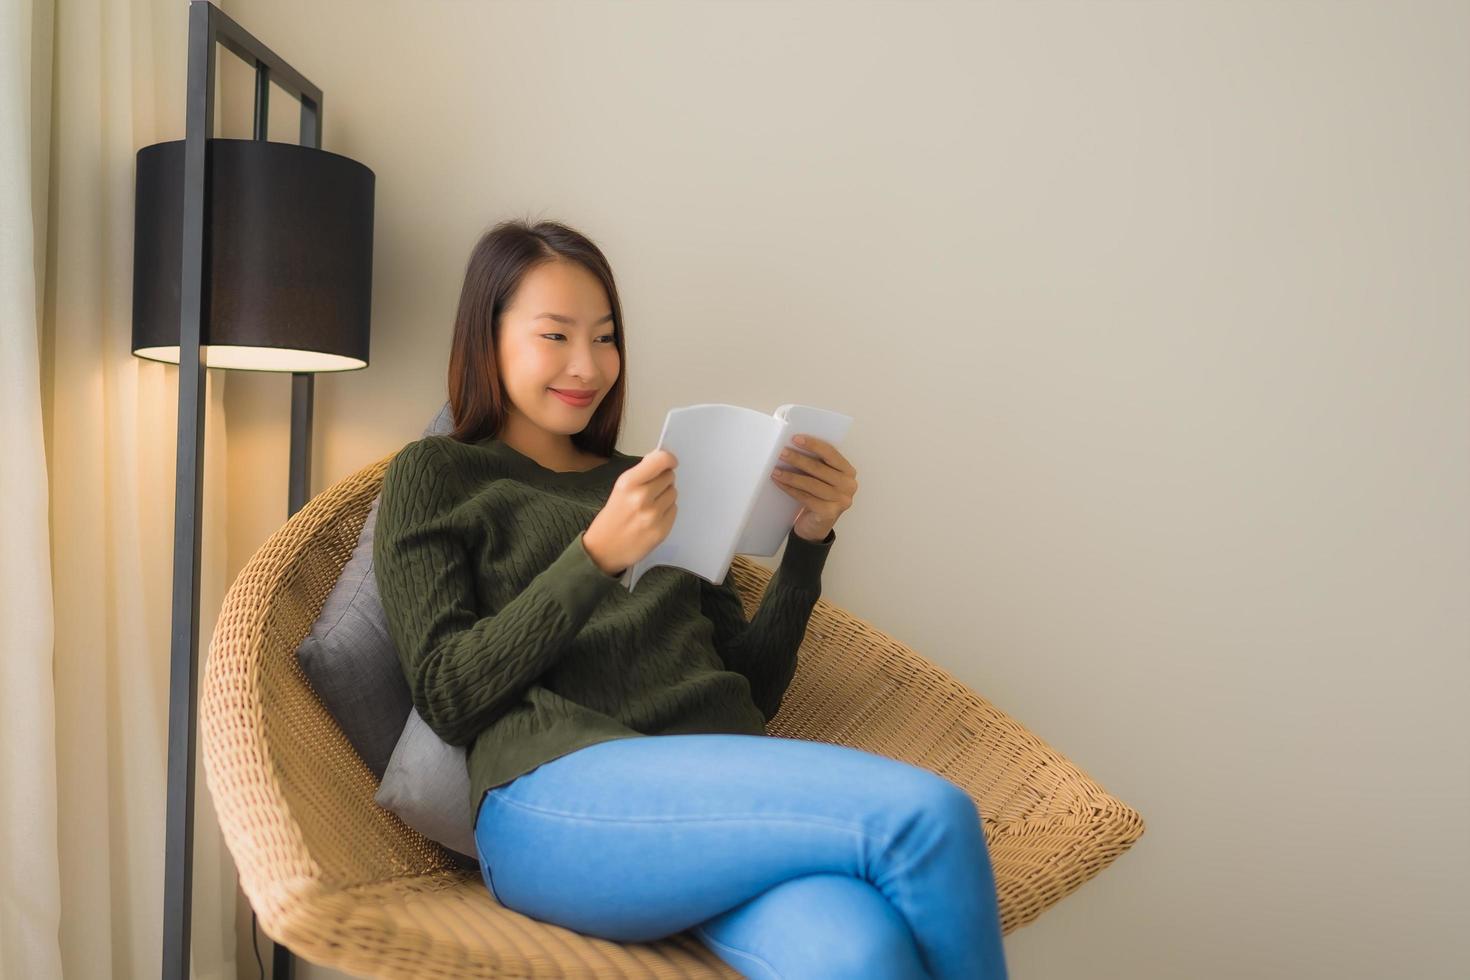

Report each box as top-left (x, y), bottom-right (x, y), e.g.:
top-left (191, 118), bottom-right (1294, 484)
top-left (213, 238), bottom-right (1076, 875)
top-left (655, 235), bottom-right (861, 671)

top-left (698, 526), bottom-right (835, 722)
top-left (373, 438), bottom-right (623, 746)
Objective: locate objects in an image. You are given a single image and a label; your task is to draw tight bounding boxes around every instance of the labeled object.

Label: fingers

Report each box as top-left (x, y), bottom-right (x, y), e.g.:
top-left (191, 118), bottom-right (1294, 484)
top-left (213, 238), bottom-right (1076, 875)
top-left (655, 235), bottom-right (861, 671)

top-left (789, 435), bottom-right (854, 476)
top-left (629, 449), bottom-right (678, 488)
top-left (773, 467), bottom-right (841, 502)
top-left (778, 444), bottom-right (857, 495)
top-left (636, 448), bottom-right (677, 469)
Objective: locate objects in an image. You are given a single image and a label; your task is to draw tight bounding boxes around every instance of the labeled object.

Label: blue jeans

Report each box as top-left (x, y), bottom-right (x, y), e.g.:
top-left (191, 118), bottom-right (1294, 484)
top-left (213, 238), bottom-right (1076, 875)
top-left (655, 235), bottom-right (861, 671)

top-left (473, 733), bottom-right (1009, 980)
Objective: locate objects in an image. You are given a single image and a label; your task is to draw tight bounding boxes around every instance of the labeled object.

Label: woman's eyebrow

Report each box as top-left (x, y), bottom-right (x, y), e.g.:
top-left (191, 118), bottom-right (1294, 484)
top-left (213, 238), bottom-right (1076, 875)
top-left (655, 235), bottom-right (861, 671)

top-left (533, 312), bottom-right (615, 326)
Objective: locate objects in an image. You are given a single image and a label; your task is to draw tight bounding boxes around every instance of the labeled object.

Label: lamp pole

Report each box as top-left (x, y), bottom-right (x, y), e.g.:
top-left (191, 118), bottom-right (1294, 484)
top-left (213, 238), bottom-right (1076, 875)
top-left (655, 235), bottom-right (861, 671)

top-left (162, 4), bottom-right (321, 978)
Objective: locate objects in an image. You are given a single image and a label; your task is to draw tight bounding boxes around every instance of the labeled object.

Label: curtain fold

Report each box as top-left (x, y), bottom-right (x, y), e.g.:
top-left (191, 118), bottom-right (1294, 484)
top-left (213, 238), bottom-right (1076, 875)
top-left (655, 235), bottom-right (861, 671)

top-left (0, 0), bottom-right (63, 975)
top-left (3, 0), bottom-right (239, 976)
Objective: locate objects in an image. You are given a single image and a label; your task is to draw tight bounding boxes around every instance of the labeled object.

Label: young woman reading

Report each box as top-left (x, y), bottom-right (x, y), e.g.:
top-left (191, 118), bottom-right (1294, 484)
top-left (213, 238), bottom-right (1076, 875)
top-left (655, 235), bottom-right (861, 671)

top-left (373, 219), bottom-right (1008, 980)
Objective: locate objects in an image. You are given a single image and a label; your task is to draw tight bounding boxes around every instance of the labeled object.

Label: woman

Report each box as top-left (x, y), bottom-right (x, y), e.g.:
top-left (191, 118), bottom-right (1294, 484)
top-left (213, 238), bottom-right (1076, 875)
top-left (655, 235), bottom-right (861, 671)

top-left (373, 219), bottom-right (1009, 979)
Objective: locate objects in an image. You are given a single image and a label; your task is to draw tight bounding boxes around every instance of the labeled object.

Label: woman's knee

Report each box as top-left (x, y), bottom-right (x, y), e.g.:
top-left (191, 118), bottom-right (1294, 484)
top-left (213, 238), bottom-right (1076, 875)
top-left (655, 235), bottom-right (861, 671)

top-left (791, 875), bottom-right (928, 980)
top-left (895, 766), bottom-right (984, 830)
top-left (698, 873), bottom-right (928, 980)
top-left (825, 915), bottom-right (929, 979)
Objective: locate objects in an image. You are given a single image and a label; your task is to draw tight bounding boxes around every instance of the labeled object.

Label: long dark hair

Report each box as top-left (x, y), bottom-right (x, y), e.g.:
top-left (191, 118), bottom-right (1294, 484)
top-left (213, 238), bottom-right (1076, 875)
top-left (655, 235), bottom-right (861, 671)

top-left (445, 218), bottom-right (626, 457)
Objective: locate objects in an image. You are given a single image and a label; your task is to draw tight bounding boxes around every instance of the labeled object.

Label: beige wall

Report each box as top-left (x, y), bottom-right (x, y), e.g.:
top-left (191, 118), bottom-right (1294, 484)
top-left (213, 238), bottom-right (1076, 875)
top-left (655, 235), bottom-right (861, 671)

top-left (218, 2), bottom-right (1469, 977)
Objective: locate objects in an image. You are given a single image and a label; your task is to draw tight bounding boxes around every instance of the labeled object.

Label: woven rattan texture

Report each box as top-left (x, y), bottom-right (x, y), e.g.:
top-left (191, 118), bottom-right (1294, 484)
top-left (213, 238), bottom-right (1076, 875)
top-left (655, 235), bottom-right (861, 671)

top-left (200, 451), bottom-right (1145, 978)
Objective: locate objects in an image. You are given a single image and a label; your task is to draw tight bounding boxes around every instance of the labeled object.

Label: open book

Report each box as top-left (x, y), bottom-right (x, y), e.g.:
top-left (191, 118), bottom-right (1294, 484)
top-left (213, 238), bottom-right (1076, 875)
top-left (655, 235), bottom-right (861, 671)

top-left (619, 403), bottom-right (854, 592)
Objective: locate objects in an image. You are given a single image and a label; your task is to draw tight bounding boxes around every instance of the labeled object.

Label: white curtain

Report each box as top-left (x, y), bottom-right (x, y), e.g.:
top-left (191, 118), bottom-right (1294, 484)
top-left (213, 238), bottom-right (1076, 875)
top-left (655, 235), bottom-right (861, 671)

top-left (2, 0), bottom-right (239, 976)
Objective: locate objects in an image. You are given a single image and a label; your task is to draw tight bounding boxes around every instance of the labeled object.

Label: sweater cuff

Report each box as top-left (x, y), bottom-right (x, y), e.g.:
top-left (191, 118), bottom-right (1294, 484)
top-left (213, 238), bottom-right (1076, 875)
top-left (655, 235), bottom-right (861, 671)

top-left (777, 526), bottom-right (835, 591)
top-left (542, 533), bottom-right (625, 617)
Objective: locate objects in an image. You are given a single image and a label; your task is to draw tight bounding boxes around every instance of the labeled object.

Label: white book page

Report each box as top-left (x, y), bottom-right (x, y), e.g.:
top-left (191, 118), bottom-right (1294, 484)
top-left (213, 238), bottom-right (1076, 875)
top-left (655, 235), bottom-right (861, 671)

top-left (620, 404), bottom-right (782, 590)
top-left (734, 404), bottom-right (855, 556)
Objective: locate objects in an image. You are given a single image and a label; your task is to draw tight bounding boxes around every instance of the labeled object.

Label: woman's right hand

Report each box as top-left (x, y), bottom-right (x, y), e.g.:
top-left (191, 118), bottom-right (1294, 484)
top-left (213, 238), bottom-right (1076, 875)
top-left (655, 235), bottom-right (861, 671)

top-left (582, 449), bottom-right (679, 576)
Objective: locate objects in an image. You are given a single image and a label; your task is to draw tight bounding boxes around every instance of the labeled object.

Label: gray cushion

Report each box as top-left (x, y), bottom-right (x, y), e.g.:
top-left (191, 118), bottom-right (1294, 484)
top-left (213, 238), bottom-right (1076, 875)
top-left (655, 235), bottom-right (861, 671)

top-left (296, 403), bottom-right (477, 862)
top-left (420, 400), bottom-right (453, 438)
top-left (295, 399), bottom-right (455, 781)
top-left (372, 403), bottom-right (483, 862)
top-left (294, 493), bottom-right (409, 779)
top-left (374, 708), bottom-right (476, 859)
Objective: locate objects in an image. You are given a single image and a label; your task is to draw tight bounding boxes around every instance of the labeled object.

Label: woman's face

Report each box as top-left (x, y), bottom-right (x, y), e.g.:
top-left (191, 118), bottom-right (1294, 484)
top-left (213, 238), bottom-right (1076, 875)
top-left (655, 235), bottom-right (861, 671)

top-left (496, 259), bottom-right (621, 440)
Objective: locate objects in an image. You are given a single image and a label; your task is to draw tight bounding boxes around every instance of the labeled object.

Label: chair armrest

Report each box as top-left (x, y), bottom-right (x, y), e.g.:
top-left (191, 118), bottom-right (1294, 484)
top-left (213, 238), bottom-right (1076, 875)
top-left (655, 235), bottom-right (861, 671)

top-left (200, 453), bottom-right (464, 939)
top-left (727, 555), bottom-right (1147, 934)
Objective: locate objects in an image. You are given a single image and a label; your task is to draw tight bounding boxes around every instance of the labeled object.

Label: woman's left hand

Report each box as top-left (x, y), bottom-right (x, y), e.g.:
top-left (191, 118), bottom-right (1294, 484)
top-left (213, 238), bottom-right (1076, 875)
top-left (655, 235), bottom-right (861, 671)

top-left (771, 435), bottom-right (858, 543)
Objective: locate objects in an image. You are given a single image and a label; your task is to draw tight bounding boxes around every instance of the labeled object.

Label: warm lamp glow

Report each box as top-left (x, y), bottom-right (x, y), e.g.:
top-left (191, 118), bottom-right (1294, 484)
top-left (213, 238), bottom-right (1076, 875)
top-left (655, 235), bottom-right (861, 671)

top-left (133, 345), bottom-right (367, 372)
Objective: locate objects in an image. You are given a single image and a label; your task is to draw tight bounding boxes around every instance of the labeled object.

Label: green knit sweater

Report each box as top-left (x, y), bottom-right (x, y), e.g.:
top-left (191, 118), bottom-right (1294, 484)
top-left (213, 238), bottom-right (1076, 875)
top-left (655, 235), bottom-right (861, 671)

top-left (373, 434), bottom-right (836, 815)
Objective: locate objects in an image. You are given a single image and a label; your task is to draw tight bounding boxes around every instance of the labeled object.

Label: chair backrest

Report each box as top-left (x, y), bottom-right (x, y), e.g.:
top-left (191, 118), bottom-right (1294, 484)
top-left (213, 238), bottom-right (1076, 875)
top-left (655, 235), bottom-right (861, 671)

top-left (202, 455), bottom-right (436, 911)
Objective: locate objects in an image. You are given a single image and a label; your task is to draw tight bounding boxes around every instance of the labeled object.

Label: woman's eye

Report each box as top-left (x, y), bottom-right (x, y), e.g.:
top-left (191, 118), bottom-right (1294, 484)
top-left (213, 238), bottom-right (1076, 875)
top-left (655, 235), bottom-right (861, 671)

top-left (542, 334), bottom-right (616, 343)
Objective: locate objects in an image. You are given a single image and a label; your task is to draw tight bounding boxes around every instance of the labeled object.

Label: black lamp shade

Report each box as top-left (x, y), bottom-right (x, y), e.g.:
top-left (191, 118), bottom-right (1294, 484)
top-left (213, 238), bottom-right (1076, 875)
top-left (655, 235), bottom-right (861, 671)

top-left (132, 137), bottom-right (374, 372)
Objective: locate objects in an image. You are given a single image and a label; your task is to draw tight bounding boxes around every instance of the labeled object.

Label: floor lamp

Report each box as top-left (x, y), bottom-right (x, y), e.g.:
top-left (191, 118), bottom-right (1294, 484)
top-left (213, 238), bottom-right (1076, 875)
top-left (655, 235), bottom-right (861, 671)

top-left (129, 3), bottom-right (374, 977)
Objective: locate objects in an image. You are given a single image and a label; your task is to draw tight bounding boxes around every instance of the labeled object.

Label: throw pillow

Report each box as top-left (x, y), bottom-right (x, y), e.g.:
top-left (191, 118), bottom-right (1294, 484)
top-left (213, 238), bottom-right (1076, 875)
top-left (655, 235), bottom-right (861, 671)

top-left (294, 403), bottom-right (456, 779)
top-left (373, 708), bottom-right (477, 860)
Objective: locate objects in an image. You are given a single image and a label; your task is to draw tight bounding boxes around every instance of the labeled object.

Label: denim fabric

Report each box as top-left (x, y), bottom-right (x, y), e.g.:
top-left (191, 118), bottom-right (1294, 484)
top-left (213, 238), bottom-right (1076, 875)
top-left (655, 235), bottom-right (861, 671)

top-left (473, 733), bottom-right (1008, 980)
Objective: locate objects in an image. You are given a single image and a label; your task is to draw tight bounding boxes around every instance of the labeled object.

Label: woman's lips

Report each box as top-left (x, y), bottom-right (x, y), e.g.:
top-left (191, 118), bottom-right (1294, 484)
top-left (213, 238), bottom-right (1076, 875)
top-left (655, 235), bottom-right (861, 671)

top-left (549, 387), bottom-right (595, 407)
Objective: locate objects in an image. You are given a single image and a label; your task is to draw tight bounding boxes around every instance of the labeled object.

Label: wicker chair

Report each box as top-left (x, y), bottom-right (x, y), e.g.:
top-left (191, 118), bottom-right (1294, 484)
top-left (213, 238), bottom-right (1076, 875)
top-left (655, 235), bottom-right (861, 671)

top-left (200, 452), bottom-right (1145, 979)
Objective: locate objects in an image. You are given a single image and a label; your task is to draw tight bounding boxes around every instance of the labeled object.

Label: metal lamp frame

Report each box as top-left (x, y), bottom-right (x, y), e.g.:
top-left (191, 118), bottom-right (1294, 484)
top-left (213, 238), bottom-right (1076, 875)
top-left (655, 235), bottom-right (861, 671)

top-left (164, 2), bottom-right (323, 976)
